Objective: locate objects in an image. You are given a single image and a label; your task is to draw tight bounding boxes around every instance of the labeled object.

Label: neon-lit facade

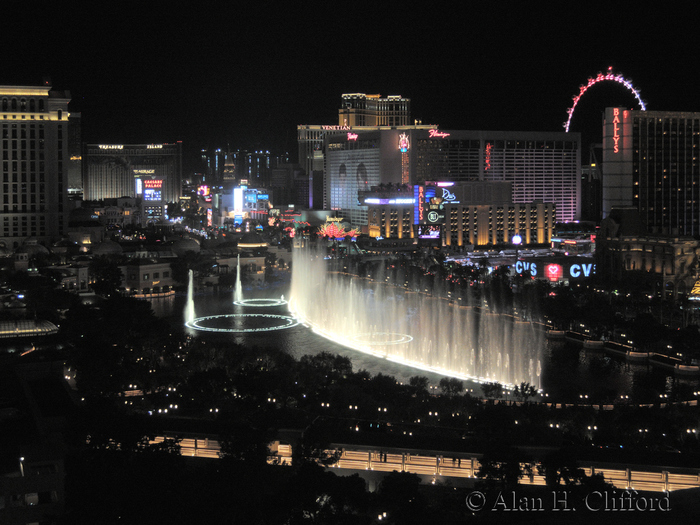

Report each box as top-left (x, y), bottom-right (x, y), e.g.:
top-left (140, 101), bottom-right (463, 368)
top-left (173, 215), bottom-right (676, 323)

top-left (415, 130), bottom-right (580, 223)
top-left (325, 127), bottom-right (578, 230)
top-left (444, 201), bottom-right (555, 247)
top-left (325, 130), bottom-right (386, 228)
top-left (361, 185), bottom-right (415, 239)
top-left (297, 93), bottom-right (420, 210)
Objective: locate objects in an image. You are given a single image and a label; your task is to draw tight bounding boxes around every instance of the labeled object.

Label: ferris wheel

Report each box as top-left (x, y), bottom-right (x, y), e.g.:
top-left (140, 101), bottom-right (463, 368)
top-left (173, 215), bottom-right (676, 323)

top-left (564, 66), bottom-right (646, 132)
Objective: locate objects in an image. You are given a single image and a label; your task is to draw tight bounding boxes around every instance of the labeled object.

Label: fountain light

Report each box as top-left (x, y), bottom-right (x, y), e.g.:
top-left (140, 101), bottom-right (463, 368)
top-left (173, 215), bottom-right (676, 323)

top-left (185, 314), bottom-right (299, 333)
top-left (289, 246), bottom-right (542, 389)
top-left (233, 298), bottom-right (288, 307)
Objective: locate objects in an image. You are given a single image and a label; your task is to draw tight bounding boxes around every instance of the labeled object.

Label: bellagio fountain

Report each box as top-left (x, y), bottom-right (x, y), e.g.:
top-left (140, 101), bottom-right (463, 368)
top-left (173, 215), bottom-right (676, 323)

top-left (289, 247), bottom-right (542, 388)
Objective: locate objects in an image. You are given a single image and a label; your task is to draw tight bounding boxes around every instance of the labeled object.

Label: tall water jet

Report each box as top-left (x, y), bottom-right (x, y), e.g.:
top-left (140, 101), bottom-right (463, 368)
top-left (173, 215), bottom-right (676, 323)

top-left (290, 246), bottom-right (542, 389)
top-left (234, 254), bottom-right (243, 303)
top-left (185, 269), bottom-right (195, 324)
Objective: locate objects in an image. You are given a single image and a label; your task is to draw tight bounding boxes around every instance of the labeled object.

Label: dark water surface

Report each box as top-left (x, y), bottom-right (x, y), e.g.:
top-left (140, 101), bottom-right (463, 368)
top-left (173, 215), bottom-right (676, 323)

top-left (152, 286), bottom-right (699, 403)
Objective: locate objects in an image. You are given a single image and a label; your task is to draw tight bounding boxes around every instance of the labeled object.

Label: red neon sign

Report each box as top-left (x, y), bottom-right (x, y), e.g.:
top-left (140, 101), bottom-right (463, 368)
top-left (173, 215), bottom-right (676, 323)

top-left (485, 143), bottom-right (493, 171)
top-left (347, 133), bottom-right (358, 141)
top-left (429, 129), bottom-right (450, 138)
top-left (144, 179), bottom-right (163, 188)
top-left (545, 264), bottom-right (562, 282)
top-left (418, 186), bottom-right (425, 222)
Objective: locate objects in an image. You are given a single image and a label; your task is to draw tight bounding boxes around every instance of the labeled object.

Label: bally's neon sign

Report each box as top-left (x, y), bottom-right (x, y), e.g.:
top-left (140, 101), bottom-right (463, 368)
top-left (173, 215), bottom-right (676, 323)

top-left (347, 133), bottom-right (358, 141)
top-left (612, 108), bottom-right (621, 153)
top-left (418, 186), bottom-right (425, 222)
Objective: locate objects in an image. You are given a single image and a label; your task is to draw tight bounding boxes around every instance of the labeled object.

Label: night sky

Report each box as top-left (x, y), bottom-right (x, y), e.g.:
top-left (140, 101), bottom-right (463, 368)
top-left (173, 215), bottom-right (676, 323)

top-left (5, 2), bottom-right (700, 171)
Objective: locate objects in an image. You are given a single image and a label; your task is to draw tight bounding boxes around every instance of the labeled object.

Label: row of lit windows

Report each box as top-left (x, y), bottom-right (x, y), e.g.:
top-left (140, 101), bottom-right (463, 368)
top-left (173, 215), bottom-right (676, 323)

top-left (1, 97), bottom-right (46, 112)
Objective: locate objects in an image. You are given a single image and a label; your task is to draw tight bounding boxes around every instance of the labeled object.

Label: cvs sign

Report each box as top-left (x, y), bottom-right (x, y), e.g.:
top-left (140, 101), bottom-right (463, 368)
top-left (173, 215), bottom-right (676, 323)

top-left (514, 260), bottom-right (538, 276)
top-left (569, 262), bottom-right (595, 278)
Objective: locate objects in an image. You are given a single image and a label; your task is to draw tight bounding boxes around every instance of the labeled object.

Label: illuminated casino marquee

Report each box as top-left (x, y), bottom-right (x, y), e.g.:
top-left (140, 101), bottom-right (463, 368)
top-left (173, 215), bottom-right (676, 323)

top-left (363, 197), bottom-right (415, 205)
top-left (143, 179), bottom-right (163, 189)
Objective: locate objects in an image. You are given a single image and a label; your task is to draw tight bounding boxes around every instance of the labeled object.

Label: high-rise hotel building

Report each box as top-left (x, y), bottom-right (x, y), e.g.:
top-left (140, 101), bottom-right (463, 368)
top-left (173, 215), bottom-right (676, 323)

top-left (338, 93), bottom-right (410, 127)
top-left (325, 128), bottom-right (580, 229)
top-left (1, 83), bottom-right (72, 248)
top-left (298, 94), bottom-right (414, 208)
top-left (414, 130), bottom-right (580, 223)
top-left (83, 143), bottom-right (182, 221)
top-left (602, 107), bottom-right (700, 236)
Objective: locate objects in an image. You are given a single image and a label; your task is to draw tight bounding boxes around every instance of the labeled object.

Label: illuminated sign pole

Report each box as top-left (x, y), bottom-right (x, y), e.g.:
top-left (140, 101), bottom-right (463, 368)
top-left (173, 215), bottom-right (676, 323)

top-left (399, 133), bottom-right (410, 184)
top-left (484, 143), bottom-right (493, 171)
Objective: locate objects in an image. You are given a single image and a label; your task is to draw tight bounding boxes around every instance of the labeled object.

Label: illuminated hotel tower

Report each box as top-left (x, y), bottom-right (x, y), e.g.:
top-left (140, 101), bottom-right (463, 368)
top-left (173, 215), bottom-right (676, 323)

top-left (0, 82), bottom-right (72, 247)
top-left (298, 93), bottom-right (413, 208)
top-left (603, 107), bottom-right (700, 236)
top-left (83, 143), bottom-right (182, 222)
top-left (338, 94), bottom-right (410, 127)
top-left (83, 143), bottom-right (182, 203)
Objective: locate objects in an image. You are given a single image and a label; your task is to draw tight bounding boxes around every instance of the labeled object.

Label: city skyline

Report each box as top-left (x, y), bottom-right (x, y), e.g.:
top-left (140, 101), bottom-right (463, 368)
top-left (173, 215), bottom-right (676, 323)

top-left (4, 3), bottom-right (699, 169)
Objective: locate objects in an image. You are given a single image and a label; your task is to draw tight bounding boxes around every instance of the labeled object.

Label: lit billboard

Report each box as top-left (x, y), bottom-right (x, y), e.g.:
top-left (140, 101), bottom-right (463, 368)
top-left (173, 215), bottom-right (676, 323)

top-left (418, 224), bottom-right (441, 239)
top-left (514, 260), bottom-right (596, 282)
